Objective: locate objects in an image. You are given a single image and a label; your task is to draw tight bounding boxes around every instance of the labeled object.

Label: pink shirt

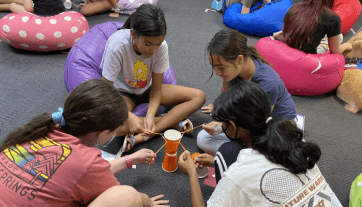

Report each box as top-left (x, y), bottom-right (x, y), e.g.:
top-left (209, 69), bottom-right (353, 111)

top-left (0, 129), bottom-right (119, 206)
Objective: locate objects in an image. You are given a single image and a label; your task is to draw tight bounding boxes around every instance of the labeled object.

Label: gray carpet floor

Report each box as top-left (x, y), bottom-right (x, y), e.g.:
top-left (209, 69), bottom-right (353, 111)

top-left (1, 0), bottom-right (362, 206)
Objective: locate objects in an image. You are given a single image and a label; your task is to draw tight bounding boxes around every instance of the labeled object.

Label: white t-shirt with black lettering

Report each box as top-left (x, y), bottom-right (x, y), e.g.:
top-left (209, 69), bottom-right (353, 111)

top-left (207, 149), bottom-right (332, 207)
top-left (101, 29), bottom-right (169, 95)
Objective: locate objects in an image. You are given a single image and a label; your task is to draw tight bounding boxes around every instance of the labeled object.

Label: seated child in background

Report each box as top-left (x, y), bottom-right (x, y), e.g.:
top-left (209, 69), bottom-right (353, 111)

top-left (0, 0), bottom-right (65, 16)
top-left (79, 0), bottom-right (157, 18)
top-left (274, 0), bottom-right (352, 54)
top-left (212, 0), bottom-right (272, 14)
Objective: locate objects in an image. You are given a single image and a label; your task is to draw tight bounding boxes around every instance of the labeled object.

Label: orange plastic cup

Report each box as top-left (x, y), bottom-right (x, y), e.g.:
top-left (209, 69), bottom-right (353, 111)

top-left (162, 130), bottom-right (183, 172)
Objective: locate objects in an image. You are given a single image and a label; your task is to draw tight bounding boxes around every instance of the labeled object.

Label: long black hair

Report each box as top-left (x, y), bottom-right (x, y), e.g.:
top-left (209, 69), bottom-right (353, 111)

top-left (121, 4), bottom-right (166, 37)
top-left (207, 28), bottom-right (269, 66)
top-left (0, 79), bottom-right (128, 151)
top-left (212, 81), bottom-right (321, 174)
top-left (206, 28), bottom-right (269, 81)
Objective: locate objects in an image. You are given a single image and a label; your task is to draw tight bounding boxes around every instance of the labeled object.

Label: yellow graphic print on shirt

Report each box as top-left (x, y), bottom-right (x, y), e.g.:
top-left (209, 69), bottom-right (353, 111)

top-left (124, 60), bottom-right (149, 89)
top-left (0, 136), bottom-right (71, 194)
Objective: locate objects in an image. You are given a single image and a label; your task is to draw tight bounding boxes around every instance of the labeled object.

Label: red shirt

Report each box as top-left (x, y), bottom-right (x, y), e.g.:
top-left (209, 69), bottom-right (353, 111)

top-left (0, 129), bottom-right (119, 206)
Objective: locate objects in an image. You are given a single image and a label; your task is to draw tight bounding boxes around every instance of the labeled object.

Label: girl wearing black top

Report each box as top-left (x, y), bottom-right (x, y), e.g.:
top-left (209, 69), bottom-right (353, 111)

top-left (274, 0), bottom-right (351, 54)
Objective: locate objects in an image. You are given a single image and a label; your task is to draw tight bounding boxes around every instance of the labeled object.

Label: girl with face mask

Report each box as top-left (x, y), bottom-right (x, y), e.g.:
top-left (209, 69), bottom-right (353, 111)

top-left (179, 81), bottom-right (342, 207)
top-left (0, 79), bottom-right (169, 207)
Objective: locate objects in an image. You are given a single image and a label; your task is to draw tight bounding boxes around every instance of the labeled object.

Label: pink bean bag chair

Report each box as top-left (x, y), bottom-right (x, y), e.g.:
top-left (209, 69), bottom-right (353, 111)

top-left (333, 0), bottom-right (362, 35)
top-left (255, 37), bottom-right (345, 96)
top-left (0, 11), bottom-right (89, 52)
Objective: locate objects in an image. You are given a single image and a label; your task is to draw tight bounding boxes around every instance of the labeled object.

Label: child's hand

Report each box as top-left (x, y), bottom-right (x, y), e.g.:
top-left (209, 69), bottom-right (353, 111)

top-left (201, 104), bottom-right (213, 115)
top-left (130, 149), bottom-right (156, 165)
top-left (202, 121), bottom-right (223, 135)
top-left (149, 194), bottom-right (170, 207)
top-left (144, 116), bottom-right (156, 140)
top-left (194, 153), bottom-right (214, 168)
top-left (178, 151), bottom-right (197, 177)
top-left (126, 113), bottom-right (145, 134)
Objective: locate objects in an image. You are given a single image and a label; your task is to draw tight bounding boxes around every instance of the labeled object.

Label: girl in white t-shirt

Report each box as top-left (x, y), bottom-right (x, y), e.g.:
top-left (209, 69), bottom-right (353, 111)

top-left (101, 4), bottom-right (206, 151)
top-left (178, 81), bottom-right (339, 207)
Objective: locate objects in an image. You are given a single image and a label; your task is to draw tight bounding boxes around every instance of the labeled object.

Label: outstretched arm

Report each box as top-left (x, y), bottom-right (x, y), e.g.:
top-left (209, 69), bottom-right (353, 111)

top-left (178, 151), bottom-right (206, 207)
top-left (144, 72), bottom-right (163, 133)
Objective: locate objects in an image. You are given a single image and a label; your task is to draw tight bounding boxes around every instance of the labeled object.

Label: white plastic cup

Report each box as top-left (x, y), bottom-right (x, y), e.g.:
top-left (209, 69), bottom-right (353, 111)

top-left (196, 166), bottom-right (209, 179)
top-left (64, 0), bottom-right (72, 10)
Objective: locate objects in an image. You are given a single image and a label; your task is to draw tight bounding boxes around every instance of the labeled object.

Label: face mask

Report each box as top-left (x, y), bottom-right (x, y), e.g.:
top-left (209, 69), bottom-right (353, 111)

top-left (222, 123), bottom-right (238, 140)
top-left (95, 131), bottom-right (116, 148)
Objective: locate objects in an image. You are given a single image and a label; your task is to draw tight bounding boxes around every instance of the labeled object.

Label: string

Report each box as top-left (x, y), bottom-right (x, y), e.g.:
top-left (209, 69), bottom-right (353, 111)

top-left (182, 124), bottom-right (204, 134)
top-left (147, 143), bottom-right (166, 172)
top-left (146, 132), bottom-right (163, 135)
top-left (146, 123), bottom-right (204, 136)
top-left (155, 143), bottom-right (166, 154)
top-left (146, 124), bottom-right (204, 172)
top-left (179, 142), bottom-right (187, 152)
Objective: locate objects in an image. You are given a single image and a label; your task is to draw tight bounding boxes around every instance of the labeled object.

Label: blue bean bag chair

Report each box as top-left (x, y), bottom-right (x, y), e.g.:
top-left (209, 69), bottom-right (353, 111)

top-left (223, 0), bottom-right (293, 36)
top-left (64, 21), bottom-right (177, 117)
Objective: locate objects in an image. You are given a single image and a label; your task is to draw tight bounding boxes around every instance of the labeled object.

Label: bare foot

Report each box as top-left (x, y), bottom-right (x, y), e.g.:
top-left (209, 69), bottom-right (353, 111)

top-left (109, 12), bottom-right (119, 18)
top-left (78, 3), bottom-right (85, 9)
top-left (172, 119), bottom-right (193, 133)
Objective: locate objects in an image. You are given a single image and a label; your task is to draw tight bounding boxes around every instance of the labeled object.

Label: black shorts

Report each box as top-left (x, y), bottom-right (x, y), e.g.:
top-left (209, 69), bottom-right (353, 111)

top-left (118, 87), bottom-right (152, 106)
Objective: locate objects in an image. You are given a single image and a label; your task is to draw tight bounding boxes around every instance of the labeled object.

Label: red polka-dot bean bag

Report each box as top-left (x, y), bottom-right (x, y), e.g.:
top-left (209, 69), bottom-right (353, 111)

top-left (255, 37), bottom-right (345, 96)
top-left (333, 0), bottom-right (362, 35)
top-left (0, 11), bottom-right (89, 52)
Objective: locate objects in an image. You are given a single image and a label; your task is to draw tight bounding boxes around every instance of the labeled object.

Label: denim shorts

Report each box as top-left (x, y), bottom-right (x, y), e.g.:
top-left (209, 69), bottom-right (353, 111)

top-left (118, 87), bottom-right (152, 106)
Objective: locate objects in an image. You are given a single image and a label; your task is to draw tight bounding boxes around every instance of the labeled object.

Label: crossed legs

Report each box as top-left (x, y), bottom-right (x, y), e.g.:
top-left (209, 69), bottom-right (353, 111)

top-left (118, 84), bottom-right (206, 150)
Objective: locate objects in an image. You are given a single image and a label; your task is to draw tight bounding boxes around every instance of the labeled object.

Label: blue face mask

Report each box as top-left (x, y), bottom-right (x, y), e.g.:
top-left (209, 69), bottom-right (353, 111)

top-left (96, 131), bottom-right (116, 148)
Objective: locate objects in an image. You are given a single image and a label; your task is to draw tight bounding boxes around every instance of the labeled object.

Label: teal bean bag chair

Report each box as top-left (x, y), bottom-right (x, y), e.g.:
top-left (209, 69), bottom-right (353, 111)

top-left (223, 0), bottom-right (293, 36)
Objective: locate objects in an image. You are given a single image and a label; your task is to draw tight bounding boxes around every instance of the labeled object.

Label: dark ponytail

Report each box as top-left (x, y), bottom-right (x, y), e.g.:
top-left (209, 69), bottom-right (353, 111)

top-left (212, 81), bottom-right (321, 174)
top-left (121, 4), bottom-right (166, 37)
top-left (0, 113), bottom-right (54, 151)
top-left (253, 118), bottom-right (320, 174)
top-left (0, 79), bottom-right (129, 151)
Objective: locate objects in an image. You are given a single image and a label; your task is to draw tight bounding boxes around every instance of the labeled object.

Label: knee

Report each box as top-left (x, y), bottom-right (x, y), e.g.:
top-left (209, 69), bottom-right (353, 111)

top-left (191, 89), bottom-right (206, 105)
top-left (197, 129), bottom-right (211, 149)
top-left (80, 7), bottom-right (94, 16)
top-left (80, 8), bottom-right (90, 16)
top-left (9, 3), bottom-right (17, 11)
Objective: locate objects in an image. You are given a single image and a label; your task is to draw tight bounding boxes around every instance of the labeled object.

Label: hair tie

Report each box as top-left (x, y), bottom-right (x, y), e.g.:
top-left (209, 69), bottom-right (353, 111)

top-left (52, 108), bottom-right (66, 126)
top-left (265, 117), bottom-right (273, 124)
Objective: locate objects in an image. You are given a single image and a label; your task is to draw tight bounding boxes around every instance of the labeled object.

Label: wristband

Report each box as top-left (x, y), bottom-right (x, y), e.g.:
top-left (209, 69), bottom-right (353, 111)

top-left (144, 115), bottom-right (155, 121)
top-left (123, 155), bottom-right (132, 169)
